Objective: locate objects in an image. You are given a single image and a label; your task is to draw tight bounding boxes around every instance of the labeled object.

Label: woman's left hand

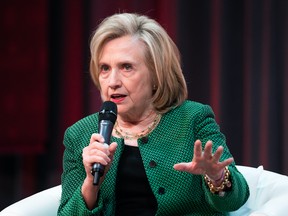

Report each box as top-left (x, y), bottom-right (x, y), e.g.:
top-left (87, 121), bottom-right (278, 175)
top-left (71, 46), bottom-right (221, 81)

top-left (173, 140), bottom-right (234, 181)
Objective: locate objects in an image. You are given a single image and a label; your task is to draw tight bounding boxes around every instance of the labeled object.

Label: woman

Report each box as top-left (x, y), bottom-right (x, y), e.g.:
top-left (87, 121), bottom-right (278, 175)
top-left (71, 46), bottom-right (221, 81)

top-left (58, 13), bottom-right (249, 215)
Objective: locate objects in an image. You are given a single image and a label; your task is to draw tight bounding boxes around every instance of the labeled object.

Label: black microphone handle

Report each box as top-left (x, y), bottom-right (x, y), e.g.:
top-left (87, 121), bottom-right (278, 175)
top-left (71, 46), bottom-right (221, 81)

top-left (92, 120), bottom-right (114, 185)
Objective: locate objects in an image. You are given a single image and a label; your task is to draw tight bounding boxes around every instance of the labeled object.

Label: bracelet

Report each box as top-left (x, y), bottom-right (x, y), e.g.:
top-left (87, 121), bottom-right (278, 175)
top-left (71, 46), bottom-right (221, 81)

top-left (204, 166), bottom-right (232, 195)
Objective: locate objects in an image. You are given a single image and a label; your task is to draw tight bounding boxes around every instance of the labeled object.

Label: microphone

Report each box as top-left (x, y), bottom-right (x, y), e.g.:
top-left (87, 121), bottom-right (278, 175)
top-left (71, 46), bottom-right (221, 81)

top-left (91, 101), bottom-right (117, 185)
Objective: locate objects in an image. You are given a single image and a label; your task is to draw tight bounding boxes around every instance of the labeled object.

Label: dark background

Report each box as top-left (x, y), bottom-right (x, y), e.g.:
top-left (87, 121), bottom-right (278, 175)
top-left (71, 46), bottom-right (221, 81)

top-left (1, 0), bottom-right (287, 210)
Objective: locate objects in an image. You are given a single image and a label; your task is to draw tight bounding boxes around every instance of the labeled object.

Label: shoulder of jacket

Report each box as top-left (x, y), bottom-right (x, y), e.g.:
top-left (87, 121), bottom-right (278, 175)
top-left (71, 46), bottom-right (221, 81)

top-left (65, 113), bottom-right (99, 136)
top-left (170, 100), bottom-right (210, 115)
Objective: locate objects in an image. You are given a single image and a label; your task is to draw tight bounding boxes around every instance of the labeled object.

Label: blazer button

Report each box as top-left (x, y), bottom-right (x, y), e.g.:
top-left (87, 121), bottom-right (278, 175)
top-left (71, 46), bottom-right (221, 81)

top-left (141, 136), bottom-right (149, 143)
top-left (158, 187), bottom-right (165, 195)
top-left (149, 160), bottom-right (157, 168)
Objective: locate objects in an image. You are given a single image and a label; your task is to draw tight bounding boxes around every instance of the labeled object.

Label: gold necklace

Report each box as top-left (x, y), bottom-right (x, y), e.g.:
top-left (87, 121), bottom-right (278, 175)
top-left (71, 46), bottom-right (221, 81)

top-left (114, 114), bottom-right (161, 140)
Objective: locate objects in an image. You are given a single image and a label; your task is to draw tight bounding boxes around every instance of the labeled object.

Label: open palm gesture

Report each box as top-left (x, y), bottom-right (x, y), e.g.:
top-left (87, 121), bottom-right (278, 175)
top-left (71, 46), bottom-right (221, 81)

top-left (174, 140), bottom-right (234, 180)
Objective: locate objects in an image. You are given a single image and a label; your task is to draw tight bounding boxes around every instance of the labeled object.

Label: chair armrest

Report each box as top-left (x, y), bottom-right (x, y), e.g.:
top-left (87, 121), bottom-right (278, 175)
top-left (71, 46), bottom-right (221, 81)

top-left (0, 185), bottom-right (61, 216)
top-left (230, 165), bottom-right (288, 216)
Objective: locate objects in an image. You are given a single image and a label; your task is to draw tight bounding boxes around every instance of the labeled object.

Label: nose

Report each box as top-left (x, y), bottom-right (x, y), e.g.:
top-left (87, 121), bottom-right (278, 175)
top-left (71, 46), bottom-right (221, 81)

top-left (108, 69), bottom-right (121, 89)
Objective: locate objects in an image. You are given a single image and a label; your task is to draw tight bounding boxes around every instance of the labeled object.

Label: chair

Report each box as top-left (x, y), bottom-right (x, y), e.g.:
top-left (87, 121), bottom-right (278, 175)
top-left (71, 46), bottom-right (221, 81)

top-left (1, 165), bottom-right (288, 216)
top-left (230, 165), bottom-right (288, 216)
top-left (0, 185), bottom-right (61, 216)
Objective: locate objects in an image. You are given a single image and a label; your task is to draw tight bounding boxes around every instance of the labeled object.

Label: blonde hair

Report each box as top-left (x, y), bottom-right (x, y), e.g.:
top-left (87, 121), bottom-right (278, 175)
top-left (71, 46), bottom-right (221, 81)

top-left (90, 13), bottom-right (188, 113)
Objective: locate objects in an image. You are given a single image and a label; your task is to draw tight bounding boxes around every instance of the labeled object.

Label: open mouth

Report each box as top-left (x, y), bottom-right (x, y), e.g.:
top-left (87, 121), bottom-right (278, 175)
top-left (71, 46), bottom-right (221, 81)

top-left (111, 94), bottom-right (126, 102)
top-left (111, 94), bottom-right (126, 99)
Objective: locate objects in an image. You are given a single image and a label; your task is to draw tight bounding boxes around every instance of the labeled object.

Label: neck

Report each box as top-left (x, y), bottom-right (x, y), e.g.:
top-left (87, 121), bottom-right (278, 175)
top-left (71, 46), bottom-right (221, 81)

top-left (117, 109), bottom-right (156, 128)
top-left (114, 112), bottom-right (161, 140)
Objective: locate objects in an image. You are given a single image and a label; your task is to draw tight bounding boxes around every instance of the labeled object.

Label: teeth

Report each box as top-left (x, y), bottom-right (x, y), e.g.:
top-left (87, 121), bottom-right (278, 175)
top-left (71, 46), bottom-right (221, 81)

top-left (112, 95), bottom-right (123, 98)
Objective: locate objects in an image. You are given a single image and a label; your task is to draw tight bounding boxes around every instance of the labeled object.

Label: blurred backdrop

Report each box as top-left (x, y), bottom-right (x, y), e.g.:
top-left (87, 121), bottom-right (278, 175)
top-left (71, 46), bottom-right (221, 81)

top-left (0, 0), bottom-right (287, 210)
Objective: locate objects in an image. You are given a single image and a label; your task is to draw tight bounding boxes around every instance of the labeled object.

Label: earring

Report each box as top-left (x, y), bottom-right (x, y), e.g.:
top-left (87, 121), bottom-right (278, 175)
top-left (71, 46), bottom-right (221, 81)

top-left (153, 84), bottom-right (157, 90)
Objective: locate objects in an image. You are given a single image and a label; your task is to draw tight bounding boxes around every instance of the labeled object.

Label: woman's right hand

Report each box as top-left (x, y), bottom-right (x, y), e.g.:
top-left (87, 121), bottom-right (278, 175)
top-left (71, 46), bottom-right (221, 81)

top-left (82, 133), bottom-right (117, 181)
top-left (81, 133), bottom-right (118, 209)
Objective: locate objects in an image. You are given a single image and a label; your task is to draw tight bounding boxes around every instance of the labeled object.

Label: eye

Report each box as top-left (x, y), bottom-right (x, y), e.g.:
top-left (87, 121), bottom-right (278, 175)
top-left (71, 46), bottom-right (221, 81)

top-left (100, 64), bottom-right (109, 72)
top-left (121, 63), bottom-right (132, 71)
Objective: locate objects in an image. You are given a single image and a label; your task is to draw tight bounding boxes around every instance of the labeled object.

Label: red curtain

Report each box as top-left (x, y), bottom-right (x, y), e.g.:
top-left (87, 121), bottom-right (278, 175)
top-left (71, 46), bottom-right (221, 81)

top-left (0, 0), bottom-right (48, 154)
top-left (178, 0), bottom-right (288, 173)
top-left (0, 0), bottom-right (49, 206)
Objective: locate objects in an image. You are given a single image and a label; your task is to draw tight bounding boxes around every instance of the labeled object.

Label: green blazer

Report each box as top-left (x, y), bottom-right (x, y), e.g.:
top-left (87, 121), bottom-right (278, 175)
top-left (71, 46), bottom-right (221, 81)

top-left (58, 100), bottom-right (249, 216)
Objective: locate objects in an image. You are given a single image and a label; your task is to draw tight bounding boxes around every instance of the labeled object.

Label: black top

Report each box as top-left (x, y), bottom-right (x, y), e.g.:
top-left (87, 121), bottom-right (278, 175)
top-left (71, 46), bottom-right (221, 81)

top-left (115, 145), bottom-right (158, 216)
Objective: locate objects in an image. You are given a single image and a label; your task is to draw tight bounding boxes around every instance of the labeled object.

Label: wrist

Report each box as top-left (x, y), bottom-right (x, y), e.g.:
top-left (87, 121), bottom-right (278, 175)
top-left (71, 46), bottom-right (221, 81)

top-left (208, 169), bottom-right (225, 186)
top-left (204, 166), bottom-right (232, 196)
top-left (81, 177), bottom-right (99, 210)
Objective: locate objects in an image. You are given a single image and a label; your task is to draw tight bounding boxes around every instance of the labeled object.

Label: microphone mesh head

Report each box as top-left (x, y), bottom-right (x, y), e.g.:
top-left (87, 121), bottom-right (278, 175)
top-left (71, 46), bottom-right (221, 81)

top-left (99, 101), bottom-right (117, 123)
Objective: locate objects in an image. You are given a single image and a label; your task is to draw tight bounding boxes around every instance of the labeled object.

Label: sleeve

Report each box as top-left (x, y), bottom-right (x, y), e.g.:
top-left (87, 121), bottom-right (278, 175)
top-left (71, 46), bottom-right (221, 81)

top-left (194, 105), bottom-right (250, 212)
top-left (57, 127), bottom-right (104, 216)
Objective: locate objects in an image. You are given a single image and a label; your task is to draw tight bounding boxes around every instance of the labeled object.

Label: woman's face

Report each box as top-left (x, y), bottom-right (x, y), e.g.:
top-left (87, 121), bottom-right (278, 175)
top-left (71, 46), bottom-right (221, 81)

top-left (98, 35), bottom-right (154, 119)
